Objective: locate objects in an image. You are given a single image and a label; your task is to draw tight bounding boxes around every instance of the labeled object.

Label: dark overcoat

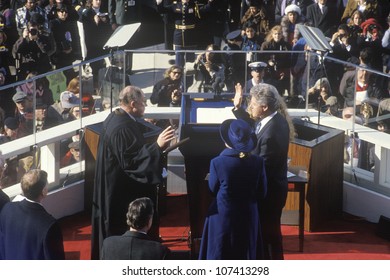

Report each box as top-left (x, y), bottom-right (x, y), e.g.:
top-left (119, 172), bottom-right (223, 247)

top-left (101, 231), bottom-right (170, 260)
top-left (91, 108), bottom-right (164, 259)
top-left (199, 148), bottom-right (267, 260)
top-left (0, 199), bottom-right (65, 260)
top-left (234, 108), bottom-right (290, 259)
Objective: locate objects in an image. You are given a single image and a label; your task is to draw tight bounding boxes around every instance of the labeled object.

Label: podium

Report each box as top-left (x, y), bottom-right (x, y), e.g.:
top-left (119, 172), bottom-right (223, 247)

top-left (286, 119), bottom-right (345, 231)
top-left (178, 94), bottom-right (345, 257)
top-left (179, 94), bottom-right (234, 259)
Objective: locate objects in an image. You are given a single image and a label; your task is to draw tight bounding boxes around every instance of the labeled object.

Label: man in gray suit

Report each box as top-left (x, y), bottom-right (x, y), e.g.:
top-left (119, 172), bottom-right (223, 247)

top-left (101, 197), bottom-right (170, 260)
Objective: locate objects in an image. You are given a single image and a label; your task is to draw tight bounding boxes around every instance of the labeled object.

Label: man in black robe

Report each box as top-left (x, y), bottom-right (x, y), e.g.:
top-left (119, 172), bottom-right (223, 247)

top-left (91, 85), bottom-right (175, 259)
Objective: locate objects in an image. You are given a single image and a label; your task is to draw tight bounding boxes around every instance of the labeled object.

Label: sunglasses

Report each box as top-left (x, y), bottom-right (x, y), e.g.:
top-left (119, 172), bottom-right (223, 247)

top-left (172, 71), bottom-right (182, 75)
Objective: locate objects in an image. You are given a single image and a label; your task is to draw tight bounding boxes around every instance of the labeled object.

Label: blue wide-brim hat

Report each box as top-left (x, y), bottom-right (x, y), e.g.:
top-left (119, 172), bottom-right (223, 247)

top-left (220, 119), bottom-right (256, 153)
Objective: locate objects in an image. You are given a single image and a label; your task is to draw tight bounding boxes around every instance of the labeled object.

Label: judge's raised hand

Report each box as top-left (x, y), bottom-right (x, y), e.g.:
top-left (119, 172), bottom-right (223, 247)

top-left (157, 126), bottom-right (176, 150)
top-left (233, 83), bottom-right (244, 110)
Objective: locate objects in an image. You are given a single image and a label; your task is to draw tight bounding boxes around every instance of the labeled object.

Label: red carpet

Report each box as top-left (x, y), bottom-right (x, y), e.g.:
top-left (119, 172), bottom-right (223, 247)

top-left (59, 194), bottom-right (390, 260)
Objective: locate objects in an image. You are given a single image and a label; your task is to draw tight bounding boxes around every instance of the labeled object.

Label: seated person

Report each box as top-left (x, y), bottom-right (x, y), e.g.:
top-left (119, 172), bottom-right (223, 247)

top-left (101, 197), bottom-right (170, 260)
top-left (60, 141), bottom-right (80, 168)
top-left (12, 91), bottom-right (33, 137)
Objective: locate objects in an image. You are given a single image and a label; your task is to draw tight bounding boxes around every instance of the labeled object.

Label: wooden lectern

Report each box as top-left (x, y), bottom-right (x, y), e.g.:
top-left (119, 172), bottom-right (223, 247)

top-left (285, 119), bottom-right (345, 231)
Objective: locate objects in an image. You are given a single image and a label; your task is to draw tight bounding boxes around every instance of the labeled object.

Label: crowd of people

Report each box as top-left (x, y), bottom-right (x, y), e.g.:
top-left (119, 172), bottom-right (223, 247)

top-left (1, 0), bottom-right (390, 260)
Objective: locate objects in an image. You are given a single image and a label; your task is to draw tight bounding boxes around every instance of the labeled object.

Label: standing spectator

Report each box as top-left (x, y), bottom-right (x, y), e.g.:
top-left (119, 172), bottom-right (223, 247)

top-left (189, 44), bottom-right (226, 93)
top-left (12, 21), bottom-right (52, 80)
top-left (305, 0), bottom-right (338, 37)
top-left (233, 83), bottom-right (294, 259)
top-left (0, 30), bottom-right (16, 82)
top-left (91, 86), bottom-right (175, 259)
top-left (14, 0), bottom-right (48, 36)
top-left (274, 0), bottom-right (313, 24)
top-left (245, 61), bottom-right (267, 93)
top-left (341, 0), bottom-right (381, 25)
top-left (280, 4), bottom-right (306, 47)
top-left (79, 0), bottom-right (112, 89)
top-left (0, 67), bottom-right (15, 118)
top-left (156, 0), bottom-right (215, 67)
top-left (50, 4), bottom-right (81, 84)
top-left (101, 197), bottom-right (170, 260)
top-left (0, 169), bottom-right (65, 260)
top-left (347, 10), bottom-right (364, 40)
top-left (240, 0), bottom-right (271, 38)
top-left (151, 65), bottom-right (183, 107)
top-left (223, 29), bottom-right (246, 92)
top-left (45, 0), bottom-right (79, 21)
top-left (241, 22), bottom-right (263, 65)
top-left (382, 15), bottom-right (390, 73)
top-left (198, 119), bottom-right (267, 260)
top-left (260, 25), bottom-right (291, 97)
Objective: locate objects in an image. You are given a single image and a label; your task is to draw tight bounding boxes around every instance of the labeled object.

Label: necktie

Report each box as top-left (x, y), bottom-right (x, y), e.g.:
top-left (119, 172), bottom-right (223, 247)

top-left (256, 121), bottom-right (262, 135)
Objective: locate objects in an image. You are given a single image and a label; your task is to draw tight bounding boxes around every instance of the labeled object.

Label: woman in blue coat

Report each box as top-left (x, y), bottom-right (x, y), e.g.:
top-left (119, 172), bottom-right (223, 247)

top-left (199, 119), bottom-right (267, 260)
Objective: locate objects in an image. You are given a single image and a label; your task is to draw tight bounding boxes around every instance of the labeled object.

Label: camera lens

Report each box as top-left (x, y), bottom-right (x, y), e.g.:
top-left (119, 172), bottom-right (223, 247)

top-left (29, 29), bottom-right (38, 36)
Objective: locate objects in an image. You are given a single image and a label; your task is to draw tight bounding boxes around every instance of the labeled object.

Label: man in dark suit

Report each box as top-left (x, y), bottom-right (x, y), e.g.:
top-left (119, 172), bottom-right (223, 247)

top-left (305, 0), bottom-right (337, 37)
top-left (233, 83), bottom-right (291, 260)
top-left (101, 197), bottom-right (170, 260)
top-left (0, 189), bottom-right (10, 212)
top-left (91, 86), bottom-right (175, 259)
top-left (0, 169), bottom-right (65, 260)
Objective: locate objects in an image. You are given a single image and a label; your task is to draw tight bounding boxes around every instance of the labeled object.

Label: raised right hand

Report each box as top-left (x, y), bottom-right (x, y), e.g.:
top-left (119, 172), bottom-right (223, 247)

top-left (233, 83), bottom-right (243, 110)
top-left (157, 126), bottom-right (176, 150)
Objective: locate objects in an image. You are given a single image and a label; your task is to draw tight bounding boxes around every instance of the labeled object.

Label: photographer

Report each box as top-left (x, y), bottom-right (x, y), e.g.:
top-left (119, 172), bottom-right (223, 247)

top-left (12, 22), bottom-right (52, 80)
top-left (151, 65), bottom-right (183, 107)
top-left (189, 44), bottom-right (226, 93)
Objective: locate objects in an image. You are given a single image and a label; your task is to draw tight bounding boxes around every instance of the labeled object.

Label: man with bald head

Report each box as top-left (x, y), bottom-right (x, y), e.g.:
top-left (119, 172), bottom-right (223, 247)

top-left (91, 86), bottom-right (175, 259)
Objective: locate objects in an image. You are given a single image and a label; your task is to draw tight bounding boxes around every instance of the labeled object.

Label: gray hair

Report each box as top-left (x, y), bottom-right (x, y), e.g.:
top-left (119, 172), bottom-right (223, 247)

top-left (249, 83), bottom-right (296, 140)
top-left (249, 83), bottom-right (281, 112)
top-left (118, 86), bottom-right (144, 105)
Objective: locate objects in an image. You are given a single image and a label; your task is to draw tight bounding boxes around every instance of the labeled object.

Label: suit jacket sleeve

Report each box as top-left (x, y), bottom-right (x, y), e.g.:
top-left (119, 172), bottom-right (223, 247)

top-left (44, 222), bottom-right (65, 260)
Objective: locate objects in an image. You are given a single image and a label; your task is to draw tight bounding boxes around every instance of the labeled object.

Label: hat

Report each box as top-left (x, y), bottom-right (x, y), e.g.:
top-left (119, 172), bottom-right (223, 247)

top-left (4, 117), bottom-right (19, 130)
top-left (12, 91), bottom-right (27, 103)
top-left (248, 0), bottom-right (260, 7)
top-left (226, 30), bottom-right (242, 41)
top-left (68, 141), bottom-right (80, 150)
top-left (56, 4), bottom-right (68, 12)
top-left (285, 4), bottom-right (301, 16)
top-left (60, 91), bottom-right (80, 109)
top-left (249, 61), bottom-right (267, 71)
top-left (220, 119), bottom-right (256, 153)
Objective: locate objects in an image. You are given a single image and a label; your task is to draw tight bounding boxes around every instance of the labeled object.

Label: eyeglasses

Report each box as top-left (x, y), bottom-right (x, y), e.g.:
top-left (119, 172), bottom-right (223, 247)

top-left (172, 71), bottom-right (182, 75)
